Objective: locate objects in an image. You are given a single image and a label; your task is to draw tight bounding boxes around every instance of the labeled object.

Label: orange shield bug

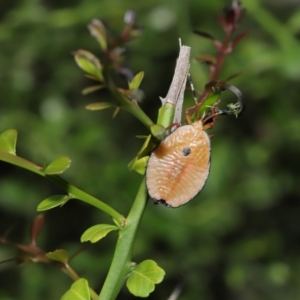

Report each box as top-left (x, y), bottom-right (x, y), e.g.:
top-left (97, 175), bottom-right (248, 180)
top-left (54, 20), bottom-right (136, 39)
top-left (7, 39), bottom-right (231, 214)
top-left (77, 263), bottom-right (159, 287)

top-left (146, 119), bottom-right (210, 208)
top-left (146, 83), bottom-right (244, 208)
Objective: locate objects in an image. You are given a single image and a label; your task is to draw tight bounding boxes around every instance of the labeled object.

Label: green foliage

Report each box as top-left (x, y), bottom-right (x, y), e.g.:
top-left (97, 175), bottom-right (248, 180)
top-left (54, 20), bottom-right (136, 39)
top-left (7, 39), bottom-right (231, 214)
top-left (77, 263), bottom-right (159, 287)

top-left (88, 19), bottom-right (107, 51)
top-left (46, 249), bottom-right (69, 264)
top-left (44, 157), bottom-right (72, 175)
top-left (73, 49), bottom-right (103, 80)
top-left (85, 102), bottom-right (116, 111)
top-left (126, 260), bottom-right (165, 297)
top-left (81, 224), bottom-right (118, 243)
top-left (37, 195), bottom-right (69, 211)
top-left (82, 85), bottom-right (105, 95)
top-left (129, 71), bottom-right (145, 90)
top-left (128, 134), bottom-right (154, 174)
top-left (0, 129), bottom-right (17, 154)
top-left (61, 278), bottom-right (91, 300)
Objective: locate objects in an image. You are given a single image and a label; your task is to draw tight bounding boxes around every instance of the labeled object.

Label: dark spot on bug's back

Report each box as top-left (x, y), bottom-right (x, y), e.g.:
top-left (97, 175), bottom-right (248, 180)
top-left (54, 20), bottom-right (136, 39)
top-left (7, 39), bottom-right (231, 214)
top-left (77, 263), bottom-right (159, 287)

top-left (182, 147), bottom-right (191, 156)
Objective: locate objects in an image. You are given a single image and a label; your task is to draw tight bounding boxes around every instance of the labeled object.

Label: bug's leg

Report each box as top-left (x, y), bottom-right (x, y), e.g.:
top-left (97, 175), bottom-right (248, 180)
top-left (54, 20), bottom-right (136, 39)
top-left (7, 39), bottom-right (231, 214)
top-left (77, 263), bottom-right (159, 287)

top-left (166, 122), bottom-right (181, 131)
top-left (185, 104), bottom-right (197, 124)
top-left (202, 101), bottom-right (222, 130)
top-left (203, 120), bottom-right (215, 131)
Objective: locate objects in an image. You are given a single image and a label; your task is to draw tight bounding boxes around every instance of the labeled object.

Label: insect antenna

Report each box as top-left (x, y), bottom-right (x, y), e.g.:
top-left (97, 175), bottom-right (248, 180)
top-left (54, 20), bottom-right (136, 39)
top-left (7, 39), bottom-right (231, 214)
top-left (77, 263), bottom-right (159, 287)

top-left (187, 74), bottom-right (202, 121)
top-left (187, 73), bottom-right (198, 104)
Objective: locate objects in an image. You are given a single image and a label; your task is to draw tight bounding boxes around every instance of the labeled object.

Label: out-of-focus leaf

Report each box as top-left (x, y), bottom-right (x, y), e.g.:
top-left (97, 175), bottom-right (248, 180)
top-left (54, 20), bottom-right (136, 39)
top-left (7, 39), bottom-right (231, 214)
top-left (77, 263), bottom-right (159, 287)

top-left (30, 214), bottom-right (45, 245)
top-left (61, 278), bottom-right (90, 300)
top-left (81, 224), bottom-right (118, 244)
top-left (126, 260), bottom-right (165, 297)
top-left (233, 31), bottom-right (249, 46)
top-left (193, 30), bottom-right (215, 40)
top-left (112, 106), bottom-right (120, 118)
top-left (135, 135), bottom-right (148, 139)
top-left (88, 19), bottom-right (107, 51)
top-left (85, 102), bottom-right (115, 111)
top-left (73, 49), bottom-right (103, 80)
top-left (46, 249), bottom-right (69, 264)
top-left (131, 89), bottom-right (145, 102)
top-left (129, 71), bottom-right (144, 89)
top-left (118, 88), bottom-right (144, 102)
top-left (225, 72), bottom-right (242, 81)
top-left (82, 85), bottom-right (105, 95)
top-left (84, 74), bottom-right (102, 81)
top-left (196, 54), bottom-right (217, 65)
top-left (37, 195), bottom-right (69, 211)
top-left (44, 157), bottom-right (71, 175)
top-left (0, 129), bottom-right (17, 154)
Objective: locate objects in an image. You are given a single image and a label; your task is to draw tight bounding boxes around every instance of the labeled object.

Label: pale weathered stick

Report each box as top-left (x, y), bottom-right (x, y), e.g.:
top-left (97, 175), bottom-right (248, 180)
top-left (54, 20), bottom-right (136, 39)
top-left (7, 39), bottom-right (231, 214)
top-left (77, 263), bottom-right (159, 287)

top-left (160, 40), bottom-right (191, 127)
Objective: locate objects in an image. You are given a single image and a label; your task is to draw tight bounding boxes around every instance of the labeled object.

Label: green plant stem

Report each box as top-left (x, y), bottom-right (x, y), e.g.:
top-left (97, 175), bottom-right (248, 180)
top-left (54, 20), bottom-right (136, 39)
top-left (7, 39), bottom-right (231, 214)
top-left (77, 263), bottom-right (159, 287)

top-left (47, 176), bottom-right (125, 225)
top-left (106, 74), bottom-right (154, 130)
top-left (0, 150), bottom-right (125, 225)
top-left (90, 289), bottom-right (99, 300)
top-left (98, 178), bottom-right (148, 300)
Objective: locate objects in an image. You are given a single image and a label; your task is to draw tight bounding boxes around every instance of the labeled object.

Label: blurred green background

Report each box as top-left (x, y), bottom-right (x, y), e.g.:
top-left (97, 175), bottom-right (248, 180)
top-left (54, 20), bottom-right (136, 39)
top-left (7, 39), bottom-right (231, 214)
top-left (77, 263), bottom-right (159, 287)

top-left (1, 0), bottom-right (300, 299)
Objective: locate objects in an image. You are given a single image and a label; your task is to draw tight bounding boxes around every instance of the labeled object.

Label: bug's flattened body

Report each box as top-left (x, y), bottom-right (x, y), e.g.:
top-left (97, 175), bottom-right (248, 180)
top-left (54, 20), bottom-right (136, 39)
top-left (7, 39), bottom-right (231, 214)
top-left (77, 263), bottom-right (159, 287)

top-left (146, 121), bottom-right (210, 208)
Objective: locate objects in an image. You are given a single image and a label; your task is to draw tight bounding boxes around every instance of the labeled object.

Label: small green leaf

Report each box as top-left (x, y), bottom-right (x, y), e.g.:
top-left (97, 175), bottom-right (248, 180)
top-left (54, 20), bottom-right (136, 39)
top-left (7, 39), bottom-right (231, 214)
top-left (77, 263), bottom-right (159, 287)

top-left (85, 102), bottom-right (115, 111)
top-left (150, 124), bottom-right (166, 141)
top-left (126, 260), bottom-right (165, 297)
top-left (128, 156), bottom-right (148, 175)
top-left (81, 224), bottom-right (118, 243)
top-left (88, 19), bottom-right (107, 51)
top-left (128, 134), bottom-right (156, 174)
top-left (74, 49), bottom-right (103, 80)
top-left (61, 278), bottom-right (90, 300)
top-left (37, 195), bottom-right (69, 211)
top-left (44, 156), bottom-right (71, 175)
top-left (136, 134), bottom-right (154, 157)
top-left (0, 129), bottom-right (17, 154)
top-left (129, 71), bottom-right (144, 89)
top-left (46, 249), bottom-right (69, 264)
top-left (82, 85), bottom-right (105, 95)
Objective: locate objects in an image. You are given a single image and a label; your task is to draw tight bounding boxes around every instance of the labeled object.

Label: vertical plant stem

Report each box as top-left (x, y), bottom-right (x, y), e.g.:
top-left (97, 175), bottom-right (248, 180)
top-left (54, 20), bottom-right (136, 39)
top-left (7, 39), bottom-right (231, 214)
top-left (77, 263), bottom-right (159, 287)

top-left (97, 44), bottom-right (190, 300)
top-left (98, 178), bottom-right (148, 300)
